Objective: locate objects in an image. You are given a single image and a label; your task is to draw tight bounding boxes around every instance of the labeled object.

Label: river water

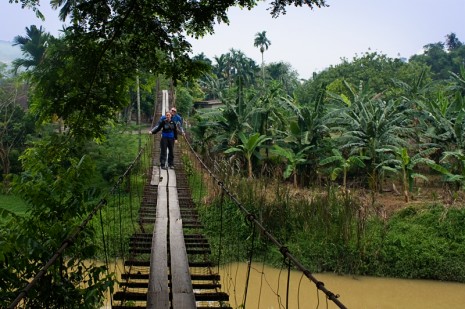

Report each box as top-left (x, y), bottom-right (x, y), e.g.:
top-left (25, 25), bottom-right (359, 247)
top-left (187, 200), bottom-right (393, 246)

top-left (219, 262), bottom-right (465, 309)
top-left (102, 260), bottom-right (465, 308)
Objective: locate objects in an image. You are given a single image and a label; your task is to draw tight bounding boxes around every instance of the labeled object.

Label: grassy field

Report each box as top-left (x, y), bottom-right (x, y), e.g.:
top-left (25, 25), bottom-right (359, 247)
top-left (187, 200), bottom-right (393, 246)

top-left (0, 194), bottom-right (29, 216)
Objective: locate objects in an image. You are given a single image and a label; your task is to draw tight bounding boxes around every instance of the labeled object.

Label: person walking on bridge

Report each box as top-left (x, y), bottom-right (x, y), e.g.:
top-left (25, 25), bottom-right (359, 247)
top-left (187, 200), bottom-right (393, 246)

top-left (159, 107), bottom-right (185, 136)
top-left (149, 111), bottom-right (178, 169)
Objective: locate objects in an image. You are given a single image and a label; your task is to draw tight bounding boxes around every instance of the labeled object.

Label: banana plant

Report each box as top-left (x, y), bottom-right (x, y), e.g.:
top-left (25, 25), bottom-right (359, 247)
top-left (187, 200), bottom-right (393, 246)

top-left (379, 147), bottom-right (437, 202)
top-left (271, 144), bottom-right (312, 187)
top-left (319, 148), bottom-right (368, 192)
top-left (224, 132), bottom-right (271, 178)
top-left (429, 149), bottom-right (465, 190)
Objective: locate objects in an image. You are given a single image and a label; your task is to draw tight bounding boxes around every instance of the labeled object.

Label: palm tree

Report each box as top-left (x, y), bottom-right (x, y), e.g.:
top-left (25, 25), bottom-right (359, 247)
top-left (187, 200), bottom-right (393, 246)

top-left (12, 25), bottom-right (51, 74)
top-left (254, 31), bottom-right (271, 83)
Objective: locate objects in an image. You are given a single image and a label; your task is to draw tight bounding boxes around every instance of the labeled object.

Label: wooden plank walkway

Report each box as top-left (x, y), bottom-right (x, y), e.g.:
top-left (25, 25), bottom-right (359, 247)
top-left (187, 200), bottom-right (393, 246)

top-left (147, 170), bottom-right (169, 308)
top-left (147, 167), bottom-right (195, 309)
top-left (113, 89), bottom-right (229, 308)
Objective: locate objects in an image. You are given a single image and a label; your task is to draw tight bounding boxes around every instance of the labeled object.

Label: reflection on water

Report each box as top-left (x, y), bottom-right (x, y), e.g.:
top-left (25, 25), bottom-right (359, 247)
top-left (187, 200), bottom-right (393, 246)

top-left (220, 262), bottom-right (465, 309)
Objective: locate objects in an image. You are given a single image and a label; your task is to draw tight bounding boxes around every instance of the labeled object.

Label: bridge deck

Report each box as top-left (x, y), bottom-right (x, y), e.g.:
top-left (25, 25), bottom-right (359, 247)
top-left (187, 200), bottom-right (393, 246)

top-left (147, 167), bottom-right (195, 308)
top-left (113, 89), bottom-right (228, 308)
top-left (113, 137), bottom-right (229, 309)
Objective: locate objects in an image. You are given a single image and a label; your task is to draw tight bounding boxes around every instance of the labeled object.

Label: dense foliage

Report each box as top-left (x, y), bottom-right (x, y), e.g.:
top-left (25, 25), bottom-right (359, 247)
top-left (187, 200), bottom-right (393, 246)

top-left (1, 0), bottom-right (464, 304)
top-left (184, 33), bottom-right (465, 283)
top-left (191, 172), bottom-right (465, 282)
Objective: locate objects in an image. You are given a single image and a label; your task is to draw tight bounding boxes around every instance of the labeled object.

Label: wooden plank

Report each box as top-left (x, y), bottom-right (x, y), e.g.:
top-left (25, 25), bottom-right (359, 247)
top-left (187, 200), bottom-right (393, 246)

top-left (157, 187), bottom-right (168, 218)
top-left (150, 166), bottom-right (160, 186)
top-left (168, 187), bottom-right (181, 219)
top-left (158, 168), bottom-right (168, 187)
top-left (169, 186), bottom-right (195, 308)
top-left (147, 184), bottom-right (169, 309)
top-left (147, 218), bottom-right (169, 308)
top-left (170, 219), bottom-right (196, 308)
top-left (168, 168), bottom-right (177, 187)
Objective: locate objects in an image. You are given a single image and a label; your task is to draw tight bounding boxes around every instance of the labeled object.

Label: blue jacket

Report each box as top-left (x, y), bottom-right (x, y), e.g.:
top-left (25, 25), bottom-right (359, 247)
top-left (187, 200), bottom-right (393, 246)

top-left (150, 118), bottom-right (177, 139)
top-left (160, 113), bottom-right (184, 133)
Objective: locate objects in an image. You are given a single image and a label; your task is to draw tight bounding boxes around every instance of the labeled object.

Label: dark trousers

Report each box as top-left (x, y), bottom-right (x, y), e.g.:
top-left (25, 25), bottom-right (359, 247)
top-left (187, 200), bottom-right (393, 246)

top-left (160, 137), bottom-right (175, 166)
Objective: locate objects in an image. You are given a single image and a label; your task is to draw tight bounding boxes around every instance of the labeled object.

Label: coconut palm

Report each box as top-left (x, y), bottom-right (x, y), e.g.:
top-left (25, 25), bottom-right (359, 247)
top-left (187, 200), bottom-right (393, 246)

top-left (12, 25), bottom-right (51, 74)
top-left (254, 31), bottom-right (271, 83)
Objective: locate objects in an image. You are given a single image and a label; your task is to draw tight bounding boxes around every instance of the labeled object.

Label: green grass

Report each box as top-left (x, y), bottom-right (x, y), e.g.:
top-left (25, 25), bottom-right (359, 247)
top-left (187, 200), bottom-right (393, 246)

top-left (0, 194), bottom-right (29, 216)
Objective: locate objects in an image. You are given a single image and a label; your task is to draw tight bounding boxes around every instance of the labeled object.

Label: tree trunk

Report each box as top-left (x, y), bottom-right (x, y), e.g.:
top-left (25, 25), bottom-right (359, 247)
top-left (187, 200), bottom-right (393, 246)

top-left (247, 157), bottom-right (253, 179)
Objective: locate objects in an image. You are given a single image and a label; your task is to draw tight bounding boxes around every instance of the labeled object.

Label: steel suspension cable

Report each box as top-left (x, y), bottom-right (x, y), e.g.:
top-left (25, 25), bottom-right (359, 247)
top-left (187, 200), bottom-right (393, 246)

top-left (182, 135), bottom-right (347, 309)
top-left (241, 217), bottom-right (257, 309)
top-left (217, 189), bottom-right (225, 275)
top-left (99, 208), bottom-right (112, 307)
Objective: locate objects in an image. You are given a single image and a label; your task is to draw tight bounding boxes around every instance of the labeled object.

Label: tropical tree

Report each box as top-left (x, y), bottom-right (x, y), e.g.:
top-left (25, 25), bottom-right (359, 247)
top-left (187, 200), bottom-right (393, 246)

top-left (379, 147), bottom-right (437, 202)
top-left (224, 132), bottom-right (270, 178)
top-left (199, 74), bottom-right (227, 100)
top-left (409, 34), bottom-right (465, 80)
top-left (328, 82), bottom-right (413, 194)
top-left (254, 31), bottom-right (271, 83)
top-left (445, 32), bottom-right (463, 51)
top-left (417, 90), bottom-right (465, 153)
top-left (278, 85), bottom-right (330, 181)
top-left (319, 149), bottom-right (368, 193)
top-left (272, 144), bottom-right (311, 187)
top-left (248, 81), bottom-right (286, 139)
top-left (430, 150), bottom-right (465, 190)
top-left (12, 25), bottom-right (51, 74)
top-left (266, 61), bottom-right (300, 95)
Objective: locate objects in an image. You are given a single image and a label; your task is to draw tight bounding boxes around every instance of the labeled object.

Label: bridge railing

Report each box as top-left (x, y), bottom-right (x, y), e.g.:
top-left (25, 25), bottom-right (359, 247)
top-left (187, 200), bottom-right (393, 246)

top-left (181, 134), bottom-right (348, 309)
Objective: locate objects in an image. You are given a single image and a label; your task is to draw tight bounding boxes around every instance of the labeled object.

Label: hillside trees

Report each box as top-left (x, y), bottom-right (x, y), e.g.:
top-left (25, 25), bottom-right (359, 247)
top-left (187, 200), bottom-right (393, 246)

top-left (296, 51), bottom-right (432, 105)
top-left (409, 33), bottom-right (465, 80)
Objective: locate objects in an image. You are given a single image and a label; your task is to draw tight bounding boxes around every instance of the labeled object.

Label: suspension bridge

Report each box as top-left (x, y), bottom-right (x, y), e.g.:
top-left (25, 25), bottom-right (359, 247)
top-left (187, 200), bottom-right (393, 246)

top-left (7, 89), bottom-right (347, 309)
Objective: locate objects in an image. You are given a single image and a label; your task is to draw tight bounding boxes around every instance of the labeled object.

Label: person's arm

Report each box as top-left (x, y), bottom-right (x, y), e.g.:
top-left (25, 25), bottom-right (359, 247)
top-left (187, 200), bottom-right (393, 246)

top-left (176, 115), bottom-right (185, 135)
top-left (173, 121), bottom-right (178, 141)
top-left (149, 118), bottom-right (163, 134)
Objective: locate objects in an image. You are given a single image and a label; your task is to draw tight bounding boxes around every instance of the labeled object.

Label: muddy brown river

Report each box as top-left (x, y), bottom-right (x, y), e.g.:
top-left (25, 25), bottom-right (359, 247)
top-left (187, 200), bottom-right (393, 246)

top-left (102, 261), bottom-right (465, 308)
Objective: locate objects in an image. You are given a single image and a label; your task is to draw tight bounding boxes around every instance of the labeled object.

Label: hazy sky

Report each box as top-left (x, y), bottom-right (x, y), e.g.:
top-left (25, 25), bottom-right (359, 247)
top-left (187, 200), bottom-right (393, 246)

top-left (1, 0), bottom-right (464, 78)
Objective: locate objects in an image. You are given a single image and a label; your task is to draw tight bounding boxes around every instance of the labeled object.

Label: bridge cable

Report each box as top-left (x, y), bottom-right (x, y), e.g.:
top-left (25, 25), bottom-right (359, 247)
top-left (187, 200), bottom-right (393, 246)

top-left (297, 272), bottom-right (304, 309)
top-left (241, 215), bottom-right (257, 309)
top-left (182, 133), bottom-right (347, 309)
top-left (217, 188), bottom-right (225, 275)
top-left (257, 251), bottom-right (268, 308)
top-left (99, 207), bottom-right (112, 307)
top-left (286, 257), bottom-right (291, 309)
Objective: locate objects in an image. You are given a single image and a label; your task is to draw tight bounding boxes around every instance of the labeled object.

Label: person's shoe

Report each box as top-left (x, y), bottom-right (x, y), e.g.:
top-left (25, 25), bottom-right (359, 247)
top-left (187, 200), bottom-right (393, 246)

top-left (169, 165), bottom-right (175, 169)
top-left (161, 165), bottom-right (167, 170)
